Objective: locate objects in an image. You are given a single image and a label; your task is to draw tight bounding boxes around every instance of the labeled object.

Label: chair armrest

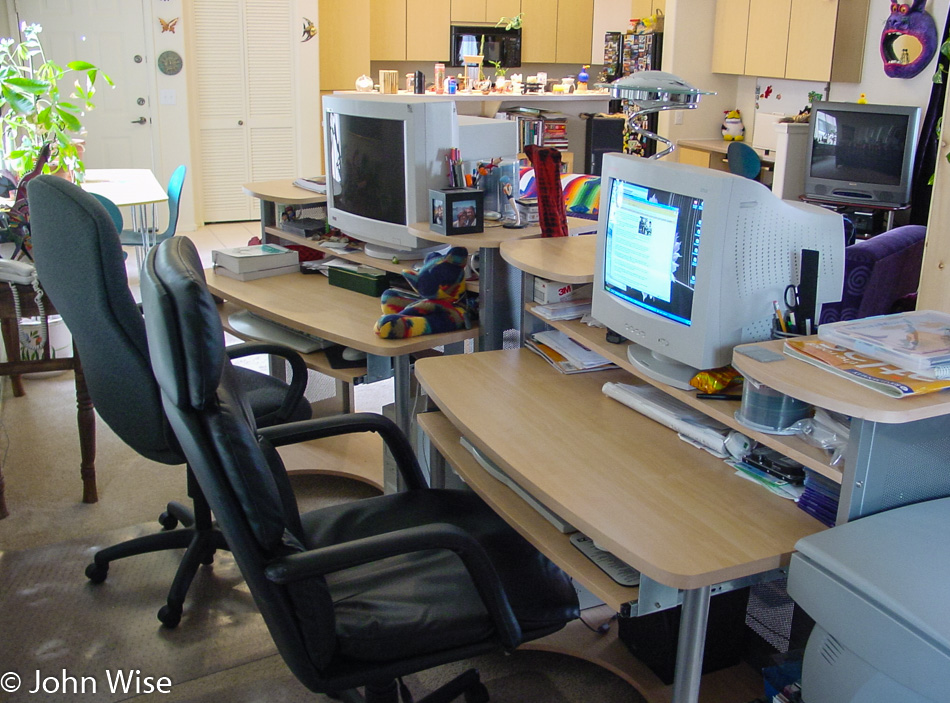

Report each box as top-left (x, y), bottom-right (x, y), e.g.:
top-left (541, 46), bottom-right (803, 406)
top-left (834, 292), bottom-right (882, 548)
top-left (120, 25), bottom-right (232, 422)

top-left (225, 341), bottom-right (309, 423)
top-left (264, 522), bottom-right (522, 648)
top-left (258, 412), bottom-right (428, 490)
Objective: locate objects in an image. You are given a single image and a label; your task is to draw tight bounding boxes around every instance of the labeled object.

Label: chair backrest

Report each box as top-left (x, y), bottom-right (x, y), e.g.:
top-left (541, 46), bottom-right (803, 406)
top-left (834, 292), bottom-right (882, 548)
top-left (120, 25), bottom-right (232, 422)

top-left (26, 176), bottom-right (182, 465)
top-left (140, 235), bottom-right (329, 687)
top-left (162, 165), bottom-right (186, 238)
top-left (90, 193), bottom-right (124, 232)
top-left (818, 224), bottom-right (926, 325)
top-left (727, 141), bottom-right (762, 180)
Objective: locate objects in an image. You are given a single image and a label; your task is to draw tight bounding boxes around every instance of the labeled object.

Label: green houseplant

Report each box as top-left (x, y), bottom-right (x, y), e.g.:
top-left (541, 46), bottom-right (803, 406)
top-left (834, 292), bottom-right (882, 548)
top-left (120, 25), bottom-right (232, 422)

top-left (0, 23), bottom-right (112, 182)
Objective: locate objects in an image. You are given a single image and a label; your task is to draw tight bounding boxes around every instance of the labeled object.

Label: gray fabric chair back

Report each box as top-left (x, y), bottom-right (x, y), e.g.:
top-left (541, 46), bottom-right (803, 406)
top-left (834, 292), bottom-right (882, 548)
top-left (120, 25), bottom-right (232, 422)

top-left (27, 176), bottom-right (182, 465)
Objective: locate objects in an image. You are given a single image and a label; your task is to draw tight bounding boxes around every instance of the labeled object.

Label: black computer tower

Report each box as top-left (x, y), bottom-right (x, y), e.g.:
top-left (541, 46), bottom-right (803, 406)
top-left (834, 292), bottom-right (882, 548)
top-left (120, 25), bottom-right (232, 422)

top-left (584, 115), bottom-right (626, 175)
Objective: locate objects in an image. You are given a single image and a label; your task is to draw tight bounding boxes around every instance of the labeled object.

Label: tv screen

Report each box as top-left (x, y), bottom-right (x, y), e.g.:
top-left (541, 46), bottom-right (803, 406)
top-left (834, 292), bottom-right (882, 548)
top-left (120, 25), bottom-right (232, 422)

top-left (603, 179), bottom-right (704, 327)
top-left (810, 109), bottom-right (906, 186)
top-left (326, 113), bottom-right (406, 226)
top-left (803, 102), bottom-right (920, 208)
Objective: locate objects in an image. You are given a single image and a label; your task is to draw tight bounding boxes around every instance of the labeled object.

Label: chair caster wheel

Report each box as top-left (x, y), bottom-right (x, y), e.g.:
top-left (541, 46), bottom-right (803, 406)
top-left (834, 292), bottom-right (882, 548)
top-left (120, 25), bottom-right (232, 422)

top-left (200, 551), bottom-right (215, 566)
top-left (158, 511), bottom-right (179, 531)
top-left (85, 562), bottom-right (108, 584)
top-left (158, 604), bottom-right (182, 628)
top-left (465, 683), bottom-right (490, 703)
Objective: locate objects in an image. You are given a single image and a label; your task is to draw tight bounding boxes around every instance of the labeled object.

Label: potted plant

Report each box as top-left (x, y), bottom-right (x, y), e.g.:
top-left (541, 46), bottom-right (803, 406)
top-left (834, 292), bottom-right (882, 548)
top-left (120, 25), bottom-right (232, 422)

top-left (0, 23), bottom-right (112, 183)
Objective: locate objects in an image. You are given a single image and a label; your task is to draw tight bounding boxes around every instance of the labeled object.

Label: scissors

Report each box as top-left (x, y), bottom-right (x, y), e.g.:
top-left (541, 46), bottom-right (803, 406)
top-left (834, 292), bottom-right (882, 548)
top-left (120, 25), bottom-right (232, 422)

top-left (784, 284), bottom-right (800, 315)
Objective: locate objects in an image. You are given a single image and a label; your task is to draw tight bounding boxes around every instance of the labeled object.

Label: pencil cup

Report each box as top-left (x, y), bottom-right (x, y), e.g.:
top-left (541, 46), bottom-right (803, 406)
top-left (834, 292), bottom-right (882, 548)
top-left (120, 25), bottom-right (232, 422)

top-left (771, 318), bottom-right (803, 341)
top-left (379, 70), bottom-right (399, 94)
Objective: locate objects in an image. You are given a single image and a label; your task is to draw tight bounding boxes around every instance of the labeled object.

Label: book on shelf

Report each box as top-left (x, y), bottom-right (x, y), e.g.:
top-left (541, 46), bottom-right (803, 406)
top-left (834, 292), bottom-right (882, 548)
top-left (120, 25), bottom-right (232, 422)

top-left (293, 175), bottom-right (326, 193)
top-left (818, 310), bottom-right (950, 378)
top-left (211, 244), bottom-right (299, 273)
top-left (213, 263), bottom-right (300, 282)
top-left (783, 337), bottom-right (950, 398)
top-left (532, 299), bottom-right (592, 321)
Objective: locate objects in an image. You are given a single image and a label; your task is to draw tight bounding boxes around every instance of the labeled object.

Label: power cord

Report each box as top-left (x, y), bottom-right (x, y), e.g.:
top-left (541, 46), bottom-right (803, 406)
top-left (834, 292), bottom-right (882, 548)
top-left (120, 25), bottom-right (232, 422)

top-left (579, 611), bottom-right (616, 634)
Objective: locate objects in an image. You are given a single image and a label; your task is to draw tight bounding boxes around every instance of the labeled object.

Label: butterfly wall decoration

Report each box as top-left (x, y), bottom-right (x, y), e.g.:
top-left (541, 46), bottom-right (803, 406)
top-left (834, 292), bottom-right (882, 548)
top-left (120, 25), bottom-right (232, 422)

top-left (160, 17), bottom-right (179, 34)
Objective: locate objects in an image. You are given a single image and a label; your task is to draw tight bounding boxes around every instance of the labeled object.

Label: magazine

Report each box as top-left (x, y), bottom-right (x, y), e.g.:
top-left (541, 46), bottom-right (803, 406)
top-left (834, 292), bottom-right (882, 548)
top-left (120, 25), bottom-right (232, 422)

top-left (817, 310), bottom-right (950, 378)
top-left (783, 338), bottom-right (950, 398)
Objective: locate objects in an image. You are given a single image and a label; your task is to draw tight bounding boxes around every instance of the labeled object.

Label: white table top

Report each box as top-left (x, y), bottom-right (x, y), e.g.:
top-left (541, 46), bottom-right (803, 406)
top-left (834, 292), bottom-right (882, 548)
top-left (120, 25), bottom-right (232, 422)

top-left (82, 169), bottom-right (167, 208)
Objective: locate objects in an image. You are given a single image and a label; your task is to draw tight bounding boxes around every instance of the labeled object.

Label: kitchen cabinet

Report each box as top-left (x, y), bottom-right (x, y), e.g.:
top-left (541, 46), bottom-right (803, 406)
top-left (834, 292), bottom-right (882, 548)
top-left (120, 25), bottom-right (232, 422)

top-left (407, 0), bottom-right (451, 61)
top-left (712, 0), bottom-right (868, 82)
top-left (522, 0), bottom-right (594, 65)
top-left (371, 0), bottom-right (407, 61)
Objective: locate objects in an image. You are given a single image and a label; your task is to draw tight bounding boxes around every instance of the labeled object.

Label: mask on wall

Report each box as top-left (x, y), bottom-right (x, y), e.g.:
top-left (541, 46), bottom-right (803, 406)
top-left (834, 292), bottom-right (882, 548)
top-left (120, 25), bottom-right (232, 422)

top-left (881, 0), bottom-right (938, 78)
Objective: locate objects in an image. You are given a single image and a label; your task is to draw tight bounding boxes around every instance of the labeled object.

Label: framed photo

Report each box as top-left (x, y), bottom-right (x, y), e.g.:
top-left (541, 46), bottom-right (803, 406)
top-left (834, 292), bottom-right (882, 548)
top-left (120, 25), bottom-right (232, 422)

top-left (429, 188), bottom-right (484, 236)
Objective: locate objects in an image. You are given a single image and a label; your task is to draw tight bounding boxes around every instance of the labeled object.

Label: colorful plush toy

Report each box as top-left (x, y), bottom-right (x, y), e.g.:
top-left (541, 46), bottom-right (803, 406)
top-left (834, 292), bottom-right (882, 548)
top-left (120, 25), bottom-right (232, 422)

top-left (374, 246), bottom-right (475, 339)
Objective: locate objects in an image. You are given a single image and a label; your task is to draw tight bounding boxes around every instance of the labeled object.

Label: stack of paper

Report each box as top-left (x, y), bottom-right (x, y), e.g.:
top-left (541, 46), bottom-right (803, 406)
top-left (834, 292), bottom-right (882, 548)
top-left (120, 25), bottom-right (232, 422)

top-left (293, 176), bottom-right (326, 193)
top-left (533, 299), bottom-right (592, 321)
top-left (527, 330), bottom-right (615, 374)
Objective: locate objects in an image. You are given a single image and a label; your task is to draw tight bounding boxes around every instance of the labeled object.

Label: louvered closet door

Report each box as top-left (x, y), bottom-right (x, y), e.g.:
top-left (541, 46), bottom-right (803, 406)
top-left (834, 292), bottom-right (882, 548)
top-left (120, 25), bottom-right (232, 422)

top-left (194, 0), bottom-right (297, 222)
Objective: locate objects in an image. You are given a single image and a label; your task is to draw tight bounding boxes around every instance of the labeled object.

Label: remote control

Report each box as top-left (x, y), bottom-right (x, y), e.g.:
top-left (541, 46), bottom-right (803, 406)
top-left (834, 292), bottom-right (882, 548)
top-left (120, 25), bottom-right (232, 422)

top-left (570, 533), bottom-right (640, 587)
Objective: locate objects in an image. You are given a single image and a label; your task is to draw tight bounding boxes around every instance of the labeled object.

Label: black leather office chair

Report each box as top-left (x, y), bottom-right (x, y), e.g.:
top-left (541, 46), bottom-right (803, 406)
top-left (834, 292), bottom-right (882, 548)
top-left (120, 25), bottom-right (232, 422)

top-left (27, 175), bottom-right (313, 627)
top-left (141, 235), bottom-right (580, 703)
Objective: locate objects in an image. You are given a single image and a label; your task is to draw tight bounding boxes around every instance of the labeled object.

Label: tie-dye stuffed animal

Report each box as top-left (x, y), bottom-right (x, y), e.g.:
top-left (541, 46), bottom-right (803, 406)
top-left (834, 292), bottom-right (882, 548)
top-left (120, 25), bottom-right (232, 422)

top-left (374, 246), bottom-right (475, 338)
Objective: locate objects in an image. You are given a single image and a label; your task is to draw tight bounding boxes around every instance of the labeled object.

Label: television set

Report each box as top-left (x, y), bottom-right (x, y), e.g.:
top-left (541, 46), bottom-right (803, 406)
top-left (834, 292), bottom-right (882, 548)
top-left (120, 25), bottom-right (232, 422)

top-left (323, 95), bottom-right (517, 259)
top-left (803, 101), bottom-right (921, 208)
top-left (592, 153), bottom-right (845, 390)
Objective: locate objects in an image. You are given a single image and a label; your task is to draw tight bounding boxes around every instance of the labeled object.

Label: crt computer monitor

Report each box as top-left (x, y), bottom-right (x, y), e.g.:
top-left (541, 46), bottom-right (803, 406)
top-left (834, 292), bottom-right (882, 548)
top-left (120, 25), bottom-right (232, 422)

top-left (592, 153), bottom-right (846, 390)
top-left (803, 101), bottom-right (921, 208)
top-left (322, 94), bottom-right (516, 259)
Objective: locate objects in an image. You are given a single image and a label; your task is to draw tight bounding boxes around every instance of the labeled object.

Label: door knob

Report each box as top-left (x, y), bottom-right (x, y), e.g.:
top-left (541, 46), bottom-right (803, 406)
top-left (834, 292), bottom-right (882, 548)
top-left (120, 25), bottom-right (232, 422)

top-left (131, 116), bottom-right (147, 125)
top-left (238, 120), bottom-right (244, 126)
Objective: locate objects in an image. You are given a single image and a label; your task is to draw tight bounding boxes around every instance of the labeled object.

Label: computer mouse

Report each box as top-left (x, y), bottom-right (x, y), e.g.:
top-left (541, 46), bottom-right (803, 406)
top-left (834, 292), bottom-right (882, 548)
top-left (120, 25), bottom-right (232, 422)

top-left (341, 347), bottom-right (367, 362)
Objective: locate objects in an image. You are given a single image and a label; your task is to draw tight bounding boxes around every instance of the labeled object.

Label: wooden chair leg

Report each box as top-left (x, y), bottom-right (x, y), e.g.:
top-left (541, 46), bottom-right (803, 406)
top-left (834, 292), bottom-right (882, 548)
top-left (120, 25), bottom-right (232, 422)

top-left (73, 354), bottom-right (97, 504)
top-left (1, 316), bottom-right (25, 397)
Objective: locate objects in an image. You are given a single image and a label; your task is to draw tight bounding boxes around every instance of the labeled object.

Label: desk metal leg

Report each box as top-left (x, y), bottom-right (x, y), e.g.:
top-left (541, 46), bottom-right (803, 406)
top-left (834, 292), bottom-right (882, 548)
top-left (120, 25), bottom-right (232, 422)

top-left (671, 585), bottom-right (711, 703)
top-left (259, 199), bottom-right (276, 241)
top-left (393, 354), bottom-right (411, 437)
top-left (477, 247), bottom-right (516, 352)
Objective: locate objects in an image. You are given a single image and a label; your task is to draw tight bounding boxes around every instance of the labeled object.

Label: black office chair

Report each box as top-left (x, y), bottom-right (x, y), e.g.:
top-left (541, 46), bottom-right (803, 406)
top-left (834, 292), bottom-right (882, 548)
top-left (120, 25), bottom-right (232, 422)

top-left (727, 141), bottom-right (762, 181)
top-left (26, 175), bottom-right (313, 628)
top-left (140, 235), bottom-right (580, 703)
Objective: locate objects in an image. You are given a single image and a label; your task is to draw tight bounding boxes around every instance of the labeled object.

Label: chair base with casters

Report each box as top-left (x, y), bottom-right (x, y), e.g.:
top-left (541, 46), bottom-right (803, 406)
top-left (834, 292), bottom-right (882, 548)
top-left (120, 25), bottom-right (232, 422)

top-left (27, 174), bottom-right (312, 629)
top-left (141, 236), bottom-right (580, 703)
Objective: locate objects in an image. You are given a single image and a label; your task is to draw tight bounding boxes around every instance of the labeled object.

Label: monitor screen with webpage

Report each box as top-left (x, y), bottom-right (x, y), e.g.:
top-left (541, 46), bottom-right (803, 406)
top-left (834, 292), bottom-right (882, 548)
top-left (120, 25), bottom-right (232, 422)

top-left (323, 95), bottom-right (516, 259)
top-left (803, 101), bottom-right (920, 208)
top-left (592, 153), bottom-right (846, 390)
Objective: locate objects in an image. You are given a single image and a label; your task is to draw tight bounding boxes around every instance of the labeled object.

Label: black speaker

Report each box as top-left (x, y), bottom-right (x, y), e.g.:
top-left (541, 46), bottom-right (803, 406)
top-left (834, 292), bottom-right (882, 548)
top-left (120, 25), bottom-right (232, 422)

top-left (584, 115), bottom-right (625, 175)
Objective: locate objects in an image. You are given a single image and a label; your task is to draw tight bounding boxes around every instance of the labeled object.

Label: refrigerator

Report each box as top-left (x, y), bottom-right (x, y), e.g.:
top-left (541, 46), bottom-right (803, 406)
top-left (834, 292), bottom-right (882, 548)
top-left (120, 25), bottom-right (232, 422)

top-left (602, 30), bottom-right (664, 159)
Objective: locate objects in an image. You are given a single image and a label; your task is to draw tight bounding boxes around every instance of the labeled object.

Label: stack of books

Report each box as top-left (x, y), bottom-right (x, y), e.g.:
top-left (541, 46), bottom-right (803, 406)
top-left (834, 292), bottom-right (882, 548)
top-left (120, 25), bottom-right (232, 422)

top-left (540, 113), bottom-right (569, 152)
top-left (211, 244), bottom-right (299, 281)
top-left (783, 311), bottom-right (950, 398)
top-left (797, 468), bottom-right (840, 527)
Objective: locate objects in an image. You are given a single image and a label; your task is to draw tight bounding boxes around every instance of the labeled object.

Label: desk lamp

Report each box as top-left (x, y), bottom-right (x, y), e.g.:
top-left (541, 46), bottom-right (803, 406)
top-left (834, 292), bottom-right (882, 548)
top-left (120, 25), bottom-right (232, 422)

top-left (596, 71), bottom-right (714, 160)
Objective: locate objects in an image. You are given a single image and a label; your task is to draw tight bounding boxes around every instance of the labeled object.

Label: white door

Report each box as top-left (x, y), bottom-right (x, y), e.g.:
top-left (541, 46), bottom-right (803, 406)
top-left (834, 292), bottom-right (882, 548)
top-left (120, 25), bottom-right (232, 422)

top-left (12, 0), bottom-right (155, 169)
top-left (194, 0), bottom-right (310, 222)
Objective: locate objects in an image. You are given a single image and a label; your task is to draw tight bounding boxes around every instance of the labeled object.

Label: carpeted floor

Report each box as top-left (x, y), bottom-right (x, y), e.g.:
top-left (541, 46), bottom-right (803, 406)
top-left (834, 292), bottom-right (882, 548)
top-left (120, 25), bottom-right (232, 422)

top-left (0, 242), bottom-right (642, 703)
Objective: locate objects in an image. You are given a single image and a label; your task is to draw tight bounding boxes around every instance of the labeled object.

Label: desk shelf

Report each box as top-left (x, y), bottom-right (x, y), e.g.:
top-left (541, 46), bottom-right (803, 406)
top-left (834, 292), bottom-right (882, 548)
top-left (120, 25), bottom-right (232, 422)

top-left (526, 306), bottom-right (843, 484)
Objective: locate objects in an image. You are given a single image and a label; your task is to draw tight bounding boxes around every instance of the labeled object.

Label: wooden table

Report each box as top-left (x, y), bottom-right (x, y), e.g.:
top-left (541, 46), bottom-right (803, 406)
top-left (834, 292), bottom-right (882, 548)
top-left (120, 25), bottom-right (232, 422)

top-left (204, 268), bottom-right (477, 441)
top-left (0, 282), bottom-right (96, 517)
top-left (416, 349), bottom-right (823, 703)
top-left (82, 169), bottom-right (167, 257)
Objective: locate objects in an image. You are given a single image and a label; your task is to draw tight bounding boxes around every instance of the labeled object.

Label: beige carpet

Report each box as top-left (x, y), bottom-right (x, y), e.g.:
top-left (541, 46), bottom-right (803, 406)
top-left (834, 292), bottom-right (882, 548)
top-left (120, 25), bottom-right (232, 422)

top-left (0, 369), bottom-right (640, 702)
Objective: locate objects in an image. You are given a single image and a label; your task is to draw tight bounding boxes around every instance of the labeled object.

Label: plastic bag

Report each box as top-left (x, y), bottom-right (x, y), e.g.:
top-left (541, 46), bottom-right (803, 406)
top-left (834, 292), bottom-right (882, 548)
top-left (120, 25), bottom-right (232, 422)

top-left (787, 408), bottom-right (851, 465)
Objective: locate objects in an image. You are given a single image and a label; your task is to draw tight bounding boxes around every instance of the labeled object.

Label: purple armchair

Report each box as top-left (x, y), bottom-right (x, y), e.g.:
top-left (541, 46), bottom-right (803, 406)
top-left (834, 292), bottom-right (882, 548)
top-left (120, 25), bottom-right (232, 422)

top-left (819, 224), bottom-right (926, 325)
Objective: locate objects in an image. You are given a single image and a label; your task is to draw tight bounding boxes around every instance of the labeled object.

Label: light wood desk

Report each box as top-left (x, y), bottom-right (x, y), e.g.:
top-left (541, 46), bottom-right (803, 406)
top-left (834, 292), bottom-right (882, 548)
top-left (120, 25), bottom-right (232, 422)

top-left (408, 218), bottom-right (598, 351)
top-left (204, 267), bottom-right (477, 441)
top-left (415, 349), bottom-right (823, 703)
top-left (242, 179), bottom-right (326, 241)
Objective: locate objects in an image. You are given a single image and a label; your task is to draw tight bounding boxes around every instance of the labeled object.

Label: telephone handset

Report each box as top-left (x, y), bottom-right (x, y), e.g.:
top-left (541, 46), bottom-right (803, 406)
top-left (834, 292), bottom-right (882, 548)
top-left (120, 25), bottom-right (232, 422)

top-left (0, 259), bottom-right (37, 285)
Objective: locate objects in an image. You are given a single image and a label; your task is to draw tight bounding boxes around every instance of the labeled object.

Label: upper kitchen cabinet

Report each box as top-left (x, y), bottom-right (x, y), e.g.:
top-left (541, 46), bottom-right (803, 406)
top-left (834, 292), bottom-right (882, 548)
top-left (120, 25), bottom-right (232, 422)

top-left (712, 0), bottom-right (868, 82)
top-left (522, 0), bottom-right (593, 65)
top-left (407, 0), bottom-right (451, 61)
top-left (451, 0), bottom-right (521, 22)
top-left (320, 0), bottom-right (370, 90)
top-left (371, 0), bottom-right (408, 61)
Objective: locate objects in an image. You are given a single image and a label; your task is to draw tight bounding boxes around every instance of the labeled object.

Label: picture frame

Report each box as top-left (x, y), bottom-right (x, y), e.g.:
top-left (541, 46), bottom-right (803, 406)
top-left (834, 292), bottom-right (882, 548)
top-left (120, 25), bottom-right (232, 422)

top-left (428, 188), bottom-right (484, 236)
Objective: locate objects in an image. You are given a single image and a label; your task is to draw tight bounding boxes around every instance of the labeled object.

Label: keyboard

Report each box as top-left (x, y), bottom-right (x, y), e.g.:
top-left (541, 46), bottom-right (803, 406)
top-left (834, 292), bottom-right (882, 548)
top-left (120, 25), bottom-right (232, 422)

top-left (227, 309), bottom-right (333, 354)
top-left (460, 436), bottom-right (576, 534)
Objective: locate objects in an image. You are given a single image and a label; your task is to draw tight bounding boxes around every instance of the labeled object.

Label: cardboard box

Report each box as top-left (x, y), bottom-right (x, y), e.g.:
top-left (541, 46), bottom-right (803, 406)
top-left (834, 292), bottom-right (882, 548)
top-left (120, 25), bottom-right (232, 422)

top-left (533, 278), bottom-right (592, 304)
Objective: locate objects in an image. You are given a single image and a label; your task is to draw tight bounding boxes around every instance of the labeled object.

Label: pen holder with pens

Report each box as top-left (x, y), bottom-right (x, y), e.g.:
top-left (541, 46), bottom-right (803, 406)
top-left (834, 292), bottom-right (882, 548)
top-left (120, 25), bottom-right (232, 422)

top-left (428, 188), bottom-right (484, 235)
